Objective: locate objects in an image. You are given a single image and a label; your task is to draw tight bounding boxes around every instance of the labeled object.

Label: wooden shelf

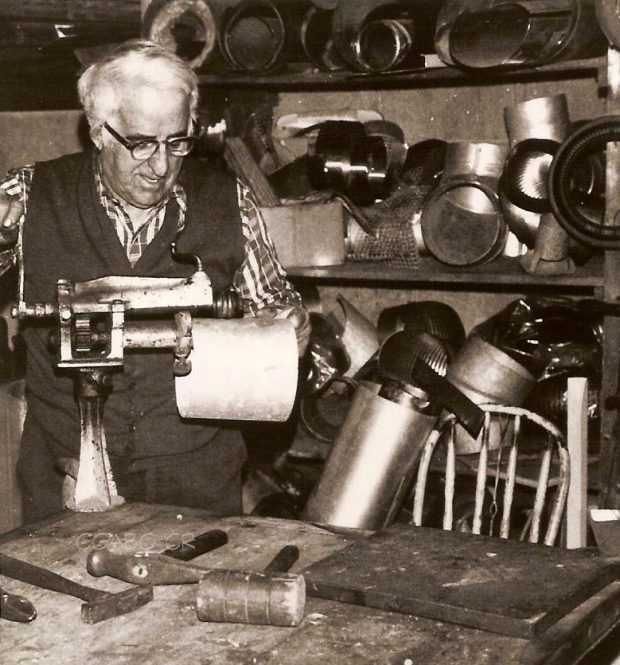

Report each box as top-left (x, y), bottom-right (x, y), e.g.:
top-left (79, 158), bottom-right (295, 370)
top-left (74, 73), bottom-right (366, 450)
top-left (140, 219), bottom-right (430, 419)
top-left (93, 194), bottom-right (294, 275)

top-left (197, 56), bottom-right (605, 91)
top-left (0, 54), bottom-right (604, 111)
top-left (288, 254), bottom-right (605, 292)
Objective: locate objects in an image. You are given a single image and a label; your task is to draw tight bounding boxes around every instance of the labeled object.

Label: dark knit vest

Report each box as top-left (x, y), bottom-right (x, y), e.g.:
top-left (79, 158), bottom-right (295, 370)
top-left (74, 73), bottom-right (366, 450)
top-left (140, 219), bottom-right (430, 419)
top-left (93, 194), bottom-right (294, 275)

top-left (21, 151), bottom-right (246, 463)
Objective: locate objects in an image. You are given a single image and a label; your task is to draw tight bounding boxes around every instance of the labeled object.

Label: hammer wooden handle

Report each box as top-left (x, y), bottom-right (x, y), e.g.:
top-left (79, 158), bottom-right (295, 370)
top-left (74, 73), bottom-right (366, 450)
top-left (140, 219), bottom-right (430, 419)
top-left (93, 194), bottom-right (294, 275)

top-left (1, 552), bottom-right (105, 602)
top-left (87, 544), bottom-right (301, 586)
top-left (87, 549), bottom-right (208, 585)
top-left (161, 529), bottom-right (228, 561)
top-left (0, 552), bottom-right (153, 624)
top-left (86, 529), bottom-right (228, 583)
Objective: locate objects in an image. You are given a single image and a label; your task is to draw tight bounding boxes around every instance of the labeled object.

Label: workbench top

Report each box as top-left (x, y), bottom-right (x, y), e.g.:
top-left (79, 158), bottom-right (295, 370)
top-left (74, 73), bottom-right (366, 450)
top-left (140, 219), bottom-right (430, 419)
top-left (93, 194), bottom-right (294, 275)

top-left (1, 503), bottom-right (619, 664)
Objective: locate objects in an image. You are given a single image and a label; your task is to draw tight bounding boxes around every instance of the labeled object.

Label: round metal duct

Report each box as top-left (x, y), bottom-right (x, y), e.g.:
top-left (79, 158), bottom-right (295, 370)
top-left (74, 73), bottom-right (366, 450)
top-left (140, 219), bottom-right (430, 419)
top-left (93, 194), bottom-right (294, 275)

top-left (219, 0), bottom-right (286, 71)
top-left (549, 116), bottom-right (620, 249)
top-left (447, 0), bottom-right (606, 70)
top-left (331, 0), bottom-right (438, 73)
top-left (300, 5), bottom-right (346, 71)
top-left (420, 142), bottom-right (508, 266)
top-left (308, 121), bottom-right (395, 205)
top-left (143, 0), bottom-right (218, 69)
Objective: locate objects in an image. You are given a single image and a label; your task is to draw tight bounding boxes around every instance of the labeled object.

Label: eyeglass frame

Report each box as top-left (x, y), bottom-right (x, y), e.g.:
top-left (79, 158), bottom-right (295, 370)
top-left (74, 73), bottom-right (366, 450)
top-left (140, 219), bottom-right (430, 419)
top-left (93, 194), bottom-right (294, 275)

top-left (102, 121), bottom-right (199, 160)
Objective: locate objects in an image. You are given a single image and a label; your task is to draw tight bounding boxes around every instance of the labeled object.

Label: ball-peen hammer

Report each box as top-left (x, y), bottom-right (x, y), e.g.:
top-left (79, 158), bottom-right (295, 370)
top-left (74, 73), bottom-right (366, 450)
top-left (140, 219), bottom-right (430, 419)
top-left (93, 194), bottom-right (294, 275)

top-left (0, 552), bottom-right (153, 623)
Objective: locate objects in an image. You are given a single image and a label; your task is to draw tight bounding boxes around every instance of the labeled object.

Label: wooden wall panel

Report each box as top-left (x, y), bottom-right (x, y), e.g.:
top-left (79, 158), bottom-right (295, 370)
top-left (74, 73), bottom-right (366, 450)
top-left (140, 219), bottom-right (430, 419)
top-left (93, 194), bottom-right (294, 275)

top-left (275, 78), bottom-right (604, 146)
top-left (0, 110), bottom-right (86, 175)
top-left (0, 0), bottom-right (140, 21)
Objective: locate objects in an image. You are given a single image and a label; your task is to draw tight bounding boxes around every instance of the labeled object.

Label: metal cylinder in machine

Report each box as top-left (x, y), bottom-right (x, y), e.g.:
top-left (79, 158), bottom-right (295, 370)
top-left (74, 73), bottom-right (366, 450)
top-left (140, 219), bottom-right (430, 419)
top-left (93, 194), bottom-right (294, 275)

top-left (302, 380), bottom-right (437, 530)
top-left (175, 317), bottom-right (298, 422)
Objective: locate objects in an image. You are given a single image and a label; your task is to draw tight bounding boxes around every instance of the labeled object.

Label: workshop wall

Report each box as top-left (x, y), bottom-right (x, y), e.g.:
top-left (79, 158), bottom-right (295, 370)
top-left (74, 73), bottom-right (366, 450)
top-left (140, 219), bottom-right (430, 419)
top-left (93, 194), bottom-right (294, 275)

top-left (0, 110), bottom-right (86, 532)
top-left (0, 110), bottom-right (87, 321)
top-left (0, 110), bottom-right (86, 175)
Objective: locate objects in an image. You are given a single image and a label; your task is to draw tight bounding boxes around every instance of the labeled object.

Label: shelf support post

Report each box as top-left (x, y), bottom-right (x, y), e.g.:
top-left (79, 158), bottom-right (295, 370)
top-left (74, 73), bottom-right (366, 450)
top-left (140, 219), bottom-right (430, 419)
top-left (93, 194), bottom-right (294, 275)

top-left (600, 47), bottom-right (620, 508)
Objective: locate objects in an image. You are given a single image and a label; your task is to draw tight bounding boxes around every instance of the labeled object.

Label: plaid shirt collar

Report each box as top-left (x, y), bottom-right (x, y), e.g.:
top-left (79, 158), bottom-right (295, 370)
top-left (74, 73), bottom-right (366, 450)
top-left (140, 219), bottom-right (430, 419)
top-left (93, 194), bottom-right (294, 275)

top-left (93, 156), bottom-right (186, 225)
top-left (93, 155), bottom-right (187, 265)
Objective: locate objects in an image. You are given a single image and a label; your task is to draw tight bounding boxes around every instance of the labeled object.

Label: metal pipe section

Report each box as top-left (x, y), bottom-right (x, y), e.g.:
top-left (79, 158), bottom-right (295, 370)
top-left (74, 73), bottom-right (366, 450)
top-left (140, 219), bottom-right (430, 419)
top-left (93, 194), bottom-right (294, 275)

top-left (302, 381), bottom-right (437, 530)
top-left (142, 0), bottom-right (218, 70)
top-left (331, 0), bottom-right (438, 73)
top-left (353, 18), bottom-right (418, 72)
top-left (504, 94), bottom-right (571, 146)
top-left (300, 5), bottom-right (346, 71)
top-left (434, 0), bottom-right (490, 66)
top-left (308, 121), bottom-right (395, 206)
top-left (445, 336), bottom-right (536, 454)
top-left (500, 95), bottom-right (570, 247)
top-left (420, 142), bottom-right (508, 266)
top-left (500, 94), bottom-right (592, 266)
top-left (549, 116), bottom-right (620, 249)
top-left (218, 0), bottom-right (307, 71)
top-left (448, 0), bottom-right (606, 70)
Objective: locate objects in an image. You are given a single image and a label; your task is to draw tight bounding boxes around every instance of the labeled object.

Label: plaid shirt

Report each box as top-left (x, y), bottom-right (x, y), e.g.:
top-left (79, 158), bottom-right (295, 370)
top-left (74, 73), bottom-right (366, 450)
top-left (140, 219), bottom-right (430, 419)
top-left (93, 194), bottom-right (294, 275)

top-left (1, 161), bottom-right (300, 314)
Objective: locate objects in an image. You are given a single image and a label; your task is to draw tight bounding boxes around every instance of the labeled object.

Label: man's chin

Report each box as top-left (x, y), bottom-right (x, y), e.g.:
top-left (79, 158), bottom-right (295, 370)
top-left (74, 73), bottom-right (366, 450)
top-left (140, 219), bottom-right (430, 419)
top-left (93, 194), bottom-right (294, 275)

top-left (133, 189), bottom-right (168, 209)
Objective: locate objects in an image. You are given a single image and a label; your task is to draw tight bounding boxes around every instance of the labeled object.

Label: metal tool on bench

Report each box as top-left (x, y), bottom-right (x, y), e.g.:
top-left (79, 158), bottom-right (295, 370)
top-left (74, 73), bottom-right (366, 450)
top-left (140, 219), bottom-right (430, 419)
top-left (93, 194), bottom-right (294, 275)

top-left (0, 587), bottom-right (37, 622)
top-left (86, 544), bottom-right (304, 627)
top-left (11, 243), bottom-right (298, 513)
top-left (0, 552), bottom-right (153, 624)
top-left (160, 529), bottom-right (229, 561)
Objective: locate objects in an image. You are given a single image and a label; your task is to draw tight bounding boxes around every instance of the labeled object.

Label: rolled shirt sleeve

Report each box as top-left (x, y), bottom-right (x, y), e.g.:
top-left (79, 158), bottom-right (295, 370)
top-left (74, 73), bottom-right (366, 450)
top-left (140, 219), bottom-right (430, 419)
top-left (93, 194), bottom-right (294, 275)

top-left (233, 179), bottom-right (302, 315)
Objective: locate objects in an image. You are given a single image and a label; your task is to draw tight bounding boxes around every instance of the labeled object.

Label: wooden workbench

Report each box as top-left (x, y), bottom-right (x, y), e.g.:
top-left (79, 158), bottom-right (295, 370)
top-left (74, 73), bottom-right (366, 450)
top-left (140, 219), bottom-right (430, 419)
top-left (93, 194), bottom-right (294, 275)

top-left (1, 503), bottom-right (619, 664)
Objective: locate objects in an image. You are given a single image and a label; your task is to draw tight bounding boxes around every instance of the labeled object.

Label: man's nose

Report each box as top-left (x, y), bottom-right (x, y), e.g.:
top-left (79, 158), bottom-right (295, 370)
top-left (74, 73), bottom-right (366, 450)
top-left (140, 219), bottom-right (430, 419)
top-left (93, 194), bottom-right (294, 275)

top-left (148, 142), bottom-right (170, 177)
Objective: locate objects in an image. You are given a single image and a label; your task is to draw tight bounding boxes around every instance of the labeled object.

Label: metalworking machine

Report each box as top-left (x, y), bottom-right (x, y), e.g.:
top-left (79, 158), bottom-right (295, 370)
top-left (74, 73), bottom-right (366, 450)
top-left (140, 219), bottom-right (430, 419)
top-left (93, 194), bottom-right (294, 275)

top-left (11, 245), bottom-right (298, 513)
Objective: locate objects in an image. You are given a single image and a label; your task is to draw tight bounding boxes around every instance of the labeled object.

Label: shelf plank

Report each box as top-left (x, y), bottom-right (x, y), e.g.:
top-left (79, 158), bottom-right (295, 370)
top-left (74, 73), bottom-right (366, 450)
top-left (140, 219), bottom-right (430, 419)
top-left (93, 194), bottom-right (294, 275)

top-left (287, 255), bottom-right (605, 290)
top-left (197, 57), bottom-right (605, 91)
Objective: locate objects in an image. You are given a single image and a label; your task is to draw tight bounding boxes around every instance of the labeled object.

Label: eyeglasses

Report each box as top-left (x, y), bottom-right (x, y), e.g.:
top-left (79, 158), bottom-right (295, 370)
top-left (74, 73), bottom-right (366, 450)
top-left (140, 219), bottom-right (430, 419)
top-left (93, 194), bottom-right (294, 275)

top-left (103, 122), bottom-right (198, 160)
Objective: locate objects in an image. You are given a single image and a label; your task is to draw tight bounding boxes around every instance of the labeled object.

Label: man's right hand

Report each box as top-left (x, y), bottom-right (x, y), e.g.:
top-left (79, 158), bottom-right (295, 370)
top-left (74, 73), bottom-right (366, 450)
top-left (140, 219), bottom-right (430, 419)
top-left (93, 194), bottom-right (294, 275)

top-left (0, 188), bottom-right (23, 246)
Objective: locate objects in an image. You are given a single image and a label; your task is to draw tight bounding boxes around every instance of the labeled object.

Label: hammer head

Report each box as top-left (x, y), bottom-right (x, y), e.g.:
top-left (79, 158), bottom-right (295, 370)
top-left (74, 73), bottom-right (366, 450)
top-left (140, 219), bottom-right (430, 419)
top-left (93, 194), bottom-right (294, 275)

top-left (81, 585), bottom-right (153, 624)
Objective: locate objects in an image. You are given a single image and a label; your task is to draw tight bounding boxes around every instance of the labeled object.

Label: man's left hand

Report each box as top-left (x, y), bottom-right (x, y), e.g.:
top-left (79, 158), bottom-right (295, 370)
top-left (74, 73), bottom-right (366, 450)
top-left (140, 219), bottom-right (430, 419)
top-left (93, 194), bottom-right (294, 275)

top-left (285, 305), bottom-right (311, 357)
top-left (258, 305), bottom-right (311, 357)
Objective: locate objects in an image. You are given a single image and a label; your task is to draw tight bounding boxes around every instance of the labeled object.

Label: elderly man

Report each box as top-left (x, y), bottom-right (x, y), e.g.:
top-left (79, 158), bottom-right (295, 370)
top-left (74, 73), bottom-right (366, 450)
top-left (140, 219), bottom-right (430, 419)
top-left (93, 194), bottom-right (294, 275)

top-left (0, 39), bottom-right (307, 523)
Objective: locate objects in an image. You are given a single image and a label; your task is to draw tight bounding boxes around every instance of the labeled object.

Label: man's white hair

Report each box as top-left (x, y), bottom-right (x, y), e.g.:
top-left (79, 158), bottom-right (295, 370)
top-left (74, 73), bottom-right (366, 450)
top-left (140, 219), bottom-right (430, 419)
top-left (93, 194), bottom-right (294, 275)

top-left (78, 39), bottom-right (199, 130)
